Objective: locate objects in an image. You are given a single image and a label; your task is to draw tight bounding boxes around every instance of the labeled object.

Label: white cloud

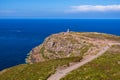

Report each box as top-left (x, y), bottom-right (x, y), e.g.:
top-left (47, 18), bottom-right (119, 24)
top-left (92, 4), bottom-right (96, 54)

top-left (69, 5), bottom-right (120, 12)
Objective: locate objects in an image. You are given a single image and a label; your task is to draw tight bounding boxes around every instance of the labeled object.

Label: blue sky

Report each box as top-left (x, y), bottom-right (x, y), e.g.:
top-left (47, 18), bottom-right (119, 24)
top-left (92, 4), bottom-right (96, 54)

top-left (0, 0), bottom-right (120, 19)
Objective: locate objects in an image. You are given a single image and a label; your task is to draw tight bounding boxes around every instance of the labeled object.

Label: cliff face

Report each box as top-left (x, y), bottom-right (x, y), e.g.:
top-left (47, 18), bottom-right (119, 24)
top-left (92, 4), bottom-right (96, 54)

top-left (26, 32), bottom-right (120, 64)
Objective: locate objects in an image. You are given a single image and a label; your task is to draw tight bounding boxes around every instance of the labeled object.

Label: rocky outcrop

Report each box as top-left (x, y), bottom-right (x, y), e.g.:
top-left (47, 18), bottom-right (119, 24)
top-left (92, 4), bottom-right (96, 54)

top-left (26, 32), bottom-right (120, 64)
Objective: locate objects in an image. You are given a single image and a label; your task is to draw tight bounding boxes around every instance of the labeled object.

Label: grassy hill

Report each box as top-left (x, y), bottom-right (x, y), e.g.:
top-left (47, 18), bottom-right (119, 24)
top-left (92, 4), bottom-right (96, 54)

top-left (0, 32), bottom-right (120, 80)
top-left (61, 45), bottom-right (120, 80)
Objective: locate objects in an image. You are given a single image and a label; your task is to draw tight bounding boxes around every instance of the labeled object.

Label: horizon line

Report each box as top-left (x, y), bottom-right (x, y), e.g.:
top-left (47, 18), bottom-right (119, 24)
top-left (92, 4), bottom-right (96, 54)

top-left (0, 18), bottom-right (120, 19)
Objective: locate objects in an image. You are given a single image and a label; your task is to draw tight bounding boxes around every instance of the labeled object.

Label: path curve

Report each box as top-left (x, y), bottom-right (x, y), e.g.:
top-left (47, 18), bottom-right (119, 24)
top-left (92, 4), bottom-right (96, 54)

top-left (47, 43), bottom-right (120, 80)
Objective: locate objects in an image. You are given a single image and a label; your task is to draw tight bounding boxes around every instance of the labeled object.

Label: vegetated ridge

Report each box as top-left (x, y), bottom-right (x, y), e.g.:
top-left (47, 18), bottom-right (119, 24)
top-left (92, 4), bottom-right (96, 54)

top-left (0, 32), bottom-right (120, 80)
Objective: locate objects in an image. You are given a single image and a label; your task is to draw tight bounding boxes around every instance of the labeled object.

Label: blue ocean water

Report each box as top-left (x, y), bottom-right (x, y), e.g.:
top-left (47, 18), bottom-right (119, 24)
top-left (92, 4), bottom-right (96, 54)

top-left (0, 19), bottom-right (120, 70)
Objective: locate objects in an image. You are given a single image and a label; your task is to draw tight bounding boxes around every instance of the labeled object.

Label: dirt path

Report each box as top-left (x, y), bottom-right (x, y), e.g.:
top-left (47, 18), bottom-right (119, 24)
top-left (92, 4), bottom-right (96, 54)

top-left (47, 43), bottom-right (120, 80)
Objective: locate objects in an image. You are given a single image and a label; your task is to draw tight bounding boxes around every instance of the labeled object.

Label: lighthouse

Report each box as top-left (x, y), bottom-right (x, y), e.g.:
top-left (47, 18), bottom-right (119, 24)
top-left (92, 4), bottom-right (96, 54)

top-left (67, 28), bottom-right (70, 33)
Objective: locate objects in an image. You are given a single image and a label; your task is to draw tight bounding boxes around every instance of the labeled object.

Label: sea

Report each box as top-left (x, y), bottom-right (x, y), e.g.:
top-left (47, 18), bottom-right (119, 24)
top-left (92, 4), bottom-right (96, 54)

top-left (0, 19), bottom-right (120, 71)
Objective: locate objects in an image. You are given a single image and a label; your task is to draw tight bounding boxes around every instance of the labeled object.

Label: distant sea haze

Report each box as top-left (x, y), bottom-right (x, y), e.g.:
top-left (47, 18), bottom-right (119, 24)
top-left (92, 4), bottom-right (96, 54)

top-left (0, 19), bottom-right (120, 70)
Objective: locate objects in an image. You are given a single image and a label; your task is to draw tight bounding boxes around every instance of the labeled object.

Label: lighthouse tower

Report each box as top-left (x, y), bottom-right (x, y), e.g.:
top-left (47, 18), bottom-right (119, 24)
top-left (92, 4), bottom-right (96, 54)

top-left (67, 28), bottom-right (70, 33)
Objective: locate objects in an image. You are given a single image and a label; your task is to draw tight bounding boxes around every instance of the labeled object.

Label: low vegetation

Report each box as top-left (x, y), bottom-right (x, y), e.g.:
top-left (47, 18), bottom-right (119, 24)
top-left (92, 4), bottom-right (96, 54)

top-left (61, 45), bottom-right (120, 80)
top-left (81, 32), bottom-right (120, 42)
top-left (0, 57), bottom-right (82, 80)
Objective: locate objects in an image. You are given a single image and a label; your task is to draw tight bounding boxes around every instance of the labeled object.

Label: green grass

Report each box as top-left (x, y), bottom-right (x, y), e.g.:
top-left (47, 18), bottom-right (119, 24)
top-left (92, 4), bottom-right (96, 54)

top-left (61, 46), bottom-right (120, 80)
top-left (40, 47), bottom-right (47, 59)
top-left (81, 32), bottom-right (120, 42)
top-left (80, 44), bottom-right (91, 56)
top-left (40, 47), bottom-right (45, 54)
top-left (0, 57), bottom-right (82, 80)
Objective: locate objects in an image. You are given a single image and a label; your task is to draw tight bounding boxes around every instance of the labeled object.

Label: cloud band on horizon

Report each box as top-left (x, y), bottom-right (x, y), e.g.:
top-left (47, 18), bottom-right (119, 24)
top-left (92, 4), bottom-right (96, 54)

top-left (68, 5), bottom-right (120, 12)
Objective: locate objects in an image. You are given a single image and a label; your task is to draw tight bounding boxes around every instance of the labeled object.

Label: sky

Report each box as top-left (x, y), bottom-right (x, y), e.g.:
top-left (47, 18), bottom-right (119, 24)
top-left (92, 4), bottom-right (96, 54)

top-left (0, 0), bottom-right (120, 19)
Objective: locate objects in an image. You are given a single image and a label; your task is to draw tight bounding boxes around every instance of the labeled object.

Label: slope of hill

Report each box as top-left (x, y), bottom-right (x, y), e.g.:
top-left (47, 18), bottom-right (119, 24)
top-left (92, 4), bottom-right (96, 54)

top-left (0, 57), bottom-right (82, 80)
top-left (26, 32), bottom-right (120, 64)
top-left (0, 32), bottom-right (120, 80)
top-left (61, 45), bottom-right (120, 80)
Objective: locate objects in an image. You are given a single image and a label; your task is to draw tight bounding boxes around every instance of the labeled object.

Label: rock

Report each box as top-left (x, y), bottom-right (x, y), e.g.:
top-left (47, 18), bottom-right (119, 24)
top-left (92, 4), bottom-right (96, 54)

top-left (26, 32), bottom-right (120, 64)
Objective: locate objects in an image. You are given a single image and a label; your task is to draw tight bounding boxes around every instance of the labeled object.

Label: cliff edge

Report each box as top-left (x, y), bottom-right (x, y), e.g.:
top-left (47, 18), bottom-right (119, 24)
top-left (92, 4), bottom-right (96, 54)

top-left (26, 32), bottom-right (120, 64)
